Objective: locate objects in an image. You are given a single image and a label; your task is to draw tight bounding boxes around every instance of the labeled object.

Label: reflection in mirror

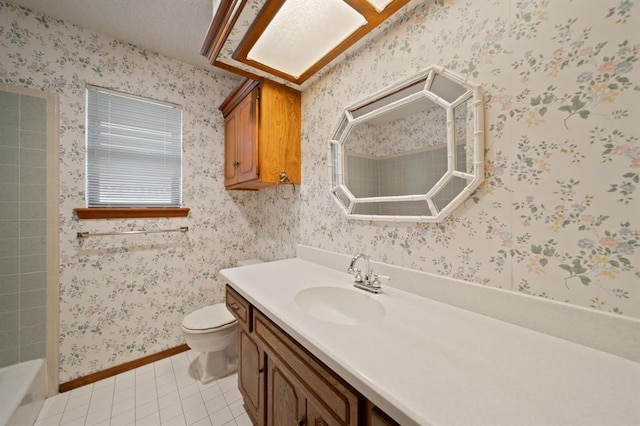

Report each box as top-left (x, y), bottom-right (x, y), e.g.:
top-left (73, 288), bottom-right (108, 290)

top-left (430, 74), bottom-right (467, 103)
top-left (432, 175), bottom-right (469, 211)
top-left (329, 65), bottom-right (484, 222)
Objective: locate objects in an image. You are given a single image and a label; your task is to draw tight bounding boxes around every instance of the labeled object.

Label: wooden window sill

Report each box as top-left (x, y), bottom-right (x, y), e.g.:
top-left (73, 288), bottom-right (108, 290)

top-left (74, 207), bottom-right (190, 219)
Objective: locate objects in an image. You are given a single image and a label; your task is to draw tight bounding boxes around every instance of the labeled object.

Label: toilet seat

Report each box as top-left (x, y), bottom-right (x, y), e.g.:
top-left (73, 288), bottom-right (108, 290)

top-left (182, 304), bottom-right (236, 331)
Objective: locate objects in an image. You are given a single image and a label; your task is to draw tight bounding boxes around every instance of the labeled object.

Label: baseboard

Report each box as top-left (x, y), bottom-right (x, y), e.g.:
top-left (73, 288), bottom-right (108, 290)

top-left (59, 344), bottom-right (189, 393)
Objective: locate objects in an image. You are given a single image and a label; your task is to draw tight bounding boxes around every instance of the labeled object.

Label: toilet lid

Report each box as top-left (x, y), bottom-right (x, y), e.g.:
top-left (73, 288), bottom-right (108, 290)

top-left (182, 304), bottom-right (236, 330)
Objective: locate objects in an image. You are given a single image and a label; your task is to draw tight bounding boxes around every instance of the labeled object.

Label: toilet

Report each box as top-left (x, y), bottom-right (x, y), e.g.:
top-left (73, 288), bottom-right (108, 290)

top-left (181, 259), bottom-right (262, 383)
top-left (181, 304), bottom-right (238, 383)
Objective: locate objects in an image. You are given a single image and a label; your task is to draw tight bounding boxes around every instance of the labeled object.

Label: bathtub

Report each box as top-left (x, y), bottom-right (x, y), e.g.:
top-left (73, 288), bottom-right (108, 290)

top-left (0, 359), bottom-right (46, 426)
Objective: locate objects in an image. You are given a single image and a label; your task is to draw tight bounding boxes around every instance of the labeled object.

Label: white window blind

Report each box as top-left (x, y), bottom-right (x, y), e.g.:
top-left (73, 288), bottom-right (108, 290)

top-left (85, 86), bottom-right (183, 207)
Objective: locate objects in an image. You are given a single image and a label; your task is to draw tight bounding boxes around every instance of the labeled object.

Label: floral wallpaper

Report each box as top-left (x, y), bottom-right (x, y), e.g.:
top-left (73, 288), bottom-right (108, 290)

top-left (0, 1), bottom-right (274, 381)
top-left (0, 0), bottom-right (638, 383)
top-left (292, 0), bottom-right (640, 318)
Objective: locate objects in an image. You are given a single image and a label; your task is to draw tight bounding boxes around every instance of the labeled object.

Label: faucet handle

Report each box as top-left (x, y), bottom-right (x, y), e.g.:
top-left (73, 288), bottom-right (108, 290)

top-left (354, 269), bottom-right (364, 283)
top-left (370, 273), bottom-right (390, 289)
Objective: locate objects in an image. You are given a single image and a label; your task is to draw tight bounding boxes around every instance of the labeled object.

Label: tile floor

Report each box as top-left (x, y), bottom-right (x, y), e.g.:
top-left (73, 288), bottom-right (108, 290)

top-left (35, 349), bottom-right (252, 426)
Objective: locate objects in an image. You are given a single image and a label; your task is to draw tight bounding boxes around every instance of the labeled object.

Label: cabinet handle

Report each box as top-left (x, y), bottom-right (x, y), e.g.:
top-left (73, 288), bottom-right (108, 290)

top-left (257, 367), bottom-right (264, 374)
top-left (297, 421), bottom-right (305, 426)
top-left (229, 302), bottom-right (240, 311)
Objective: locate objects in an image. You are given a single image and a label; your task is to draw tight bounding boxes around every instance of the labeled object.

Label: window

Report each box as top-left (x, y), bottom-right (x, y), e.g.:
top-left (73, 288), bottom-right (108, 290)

top-left (84, 86), bottom-right (183, 209)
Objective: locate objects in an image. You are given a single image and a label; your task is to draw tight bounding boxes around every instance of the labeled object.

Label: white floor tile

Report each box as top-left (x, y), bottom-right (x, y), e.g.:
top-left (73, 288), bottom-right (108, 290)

top-left (136, 363), bottom-right (155, 375)
top-left (204, 395), bottom-right (228, 416)
top-left (111, 398), bottom-right (135, 417)
top-left (109, 407), bottom-right (135, 425)
top-left (93, 376), bottom-right (115, 390)
top-left (88, 395), bottom-right (113, 414)
top-left (66, 391), bottom-right (92, 408)
top-left (209, 407), bottom-right (234, 426)
top-left (59, 403), bottom-right (89, 423)
top-left (200, 385), bottom-right (223, 403)
top-left (136, 410), bottom-right (161, 425)
top-left (184, 403), bottom-right (209, 425)
top-left (113, 386), bottom-right (136, 404)
top-left (136, 390), bottom-right (158, 407)
top-left (157, 375), bottom-right (178, 389)
top-left (228, 399), bottom-right (246, 418)
top-left (163, 413), bottom-right (188, 426)
top-left (38, 396), bottom-right (68, 419)
top-left (34, 354), bottom-right (241, 426)
top-left (159, 390), bottom-right (182, 408)
top-left (178, 383), bottom-right (200, 400)
top-left (222, 388), bottom-right (242, 405)
top-left (217, 377), bottom-right (237, 394)
top-left (84, 406), bottom-right (112, 426)
top-left (157, 380), bottom-right (179, 397)
top-left (91, 384), bottom-right (114, 401)
top-left (34, 412), bottom-right (63, 426)
top-left (181, 393), bottom-right (204, 412)
top-left (191, 416), bottom-right (213, 426)
top-left (234, 412), bottom-right (253, 426)
top-left (160, 401), bottom-right (184, 423)
top-left (135, 399), bottom-right (159, 420)
top-left (62, 415), bottom-right (87, 426)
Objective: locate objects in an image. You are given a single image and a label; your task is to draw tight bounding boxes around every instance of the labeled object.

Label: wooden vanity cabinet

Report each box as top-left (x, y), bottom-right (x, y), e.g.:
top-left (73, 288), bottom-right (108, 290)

top-left (225, 286), bottom-right (397, 426)
top-left (226, 286), bottom-right (264, 424)
top-left (255, 310), bottom-right (359, 426)
top-left (219, 78), bottom-right (301, 190)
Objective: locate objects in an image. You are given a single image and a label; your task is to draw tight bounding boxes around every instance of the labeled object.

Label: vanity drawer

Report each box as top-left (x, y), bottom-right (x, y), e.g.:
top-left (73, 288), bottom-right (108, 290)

top-left (254, 310), bottom-right (359, 426)
top-left (226, 285), bottom-right (251, 331)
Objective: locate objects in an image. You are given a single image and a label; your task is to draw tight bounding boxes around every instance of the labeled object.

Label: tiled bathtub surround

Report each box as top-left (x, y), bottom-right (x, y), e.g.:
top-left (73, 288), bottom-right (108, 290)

top-left (0, 89), bottom-right (48, 367)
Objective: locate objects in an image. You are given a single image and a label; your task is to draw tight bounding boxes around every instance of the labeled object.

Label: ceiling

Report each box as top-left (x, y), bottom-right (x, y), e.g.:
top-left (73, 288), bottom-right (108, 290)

top-left (8, 0), bottom-right (234, 76)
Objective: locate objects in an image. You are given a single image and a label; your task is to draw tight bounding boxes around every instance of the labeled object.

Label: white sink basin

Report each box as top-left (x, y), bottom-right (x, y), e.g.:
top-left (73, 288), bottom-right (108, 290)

top-left (294, 286), bottom-right (386, 325)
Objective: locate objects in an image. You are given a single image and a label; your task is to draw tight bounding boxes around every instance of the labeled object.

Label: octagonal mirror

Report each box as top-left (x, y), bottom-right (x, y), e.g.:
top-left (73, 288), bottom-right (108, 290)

top-left (329, 65), bottom-right (484, 222)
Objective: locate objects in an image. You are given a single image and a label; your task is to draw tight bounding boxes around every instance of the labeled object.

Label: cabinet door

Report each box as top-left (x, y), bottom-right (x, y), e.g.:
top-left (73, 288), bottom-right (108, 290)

top-left (267, 359), bottom-right (305, 426)
top-left (239, 329), bottom-right (264, 425)
top-left (236, 87), bottom-right (259, 184)
top-left (306, 397), bottom-right (336, 426)
top-left (224, 112), bottom-right (238, 186)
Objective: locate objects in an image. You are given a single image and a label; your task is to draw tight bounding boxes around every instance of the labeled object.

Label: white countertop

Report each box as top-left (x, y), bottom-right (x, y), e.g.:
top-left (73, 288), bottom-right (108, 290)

top-left (220, 258), bottom-right (640, 426)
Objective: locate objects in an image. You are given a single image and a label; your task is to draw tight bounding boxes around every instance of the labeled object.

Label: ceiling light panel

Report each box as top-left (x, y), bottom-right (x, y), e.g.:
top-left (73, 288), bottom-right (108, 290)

top-left (247, 0), bottom-right (367, 79)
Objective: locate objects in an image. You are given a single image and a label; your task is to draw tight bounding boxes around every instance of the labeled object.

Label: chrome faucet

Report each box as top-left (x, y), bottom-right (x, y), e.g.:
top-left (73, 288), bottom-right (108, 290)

top-left (347, 253), bottom-right (388, 294)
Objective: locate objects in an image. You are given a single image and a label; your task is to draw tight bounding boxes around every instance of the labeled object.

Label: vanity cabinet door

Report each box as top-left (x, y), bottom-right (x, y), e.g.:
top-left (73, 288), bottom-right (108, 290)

top-left (267, 358), bottom-right (305, 426)
top-left (266, 352), bottom-right (336, 426)
top-left (306, 397), bottom-right (334, 426)
top-left (239, 329), bottom-right (264, 425)
top-left (255, 311), bottom-right (359, 426)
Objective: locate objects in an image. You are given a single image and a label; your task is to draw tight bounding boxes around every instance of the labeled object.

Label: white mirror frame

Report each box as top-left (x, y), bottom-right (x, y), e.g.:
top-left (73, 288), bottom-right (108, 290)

top-left (328, 65), bottom-right (485, 223)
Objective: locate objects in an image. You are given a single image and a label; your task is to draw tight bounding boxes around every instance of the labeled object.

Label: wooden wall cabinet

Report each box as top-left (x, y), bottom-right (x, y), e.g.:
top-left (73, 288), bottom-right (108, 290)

top-left (219, 78), bottom-right (301, 190)
top-left (225, 285), bottom-right (399, 426)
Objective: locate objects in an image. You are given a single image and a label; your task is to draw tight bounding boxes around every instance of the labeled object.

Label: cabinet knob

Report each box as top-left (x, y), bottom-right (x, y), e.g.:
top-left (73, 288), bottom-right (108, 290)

top-left (297, 421), bottom-right (305, 426)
